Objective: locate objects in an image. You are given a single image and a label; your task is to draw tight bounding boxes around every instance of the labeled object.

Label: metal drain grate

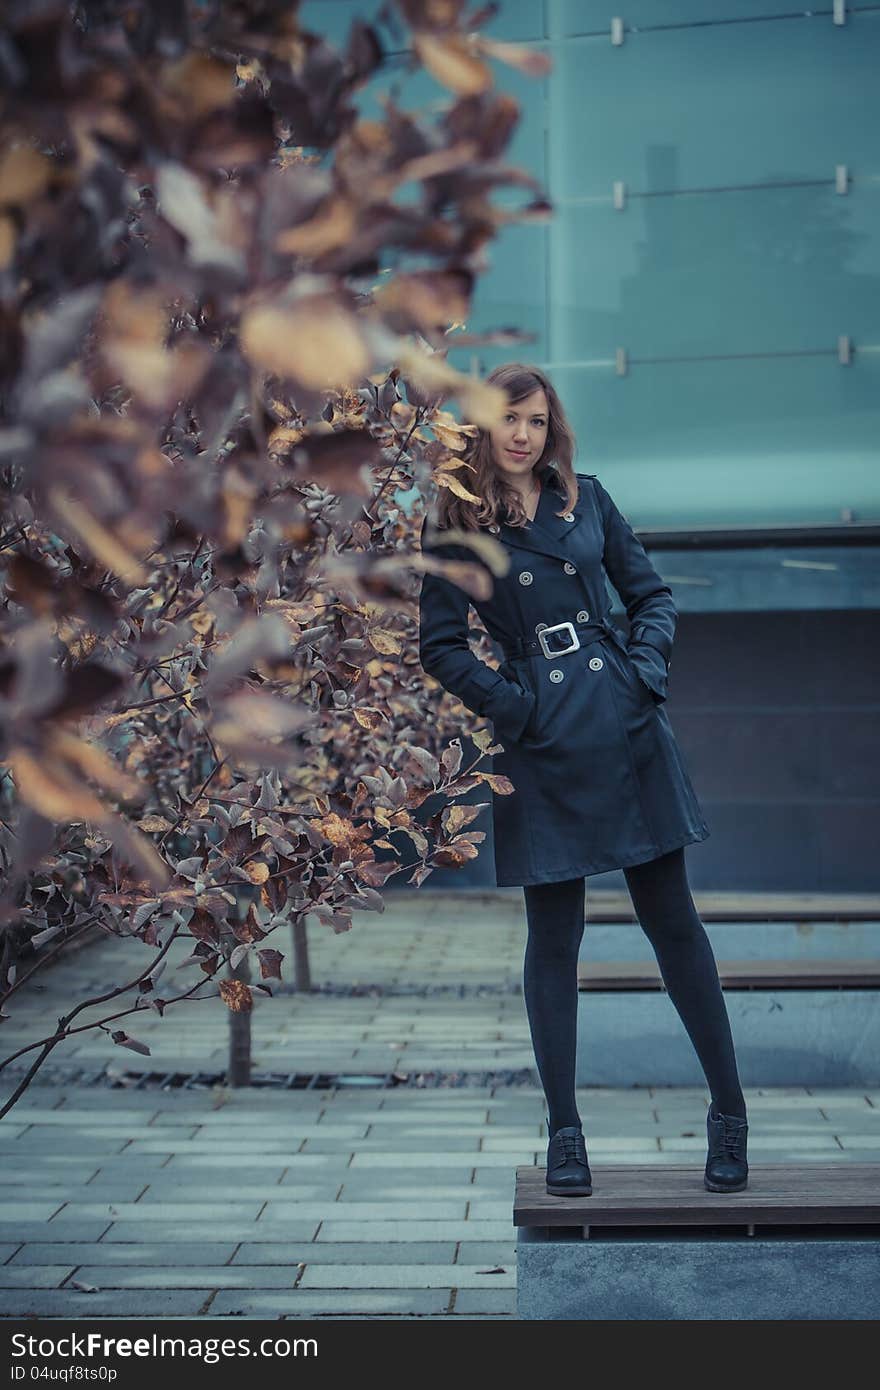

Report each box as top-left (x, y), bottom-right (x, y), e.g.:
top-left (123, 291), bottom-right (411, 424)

top-left (276, 983), bottom-right (522, 997)
top-left (4, 1064), bottom-right (538, 1091)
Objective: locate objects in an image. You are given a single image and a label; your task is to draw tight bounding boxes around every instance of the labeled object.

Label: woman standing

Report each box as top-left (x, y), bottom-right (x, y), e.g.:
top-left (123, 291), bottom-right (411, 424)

top-left (417, 362), bottom-right (748, 1197)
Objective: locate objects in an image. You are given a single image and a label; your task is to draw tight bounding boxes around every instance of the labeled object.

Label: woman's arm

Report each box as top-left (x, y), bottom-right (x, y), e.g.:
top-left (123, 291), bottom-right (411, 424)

top-left (417, 517), bottom-right (536, 742)
top-left (589, 476), bottom-right (676, 700)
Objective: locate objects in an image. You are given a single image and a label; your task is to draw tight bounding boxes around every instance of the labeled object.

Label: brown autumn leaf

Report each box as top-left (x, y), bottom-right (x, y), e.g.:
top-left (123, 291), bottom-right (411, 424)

top-left (413, 31), bottom-right (493, 95)
top-left (353, 707), bottom-right (384, 730)
top-left (0, 215), bottom-right (15, 269)
top-left (0, 143), bottom-right (52, 206)
top-left (100, 279), bottom-right (166, 344)
top-left (309, 811), bottom-right (360, 851)
top-left (421, 523), bottom-right (509, 577)
top-left (215, 691), bottom-right (313, 740)
top-left (432, 841), bottom-right (479, 866)
top-left (367, 629), bottom-right (401, 655)
top-left (358, 859), bottom-right (403, 889)
top-left (243, 861), bottom-right (270, 884)
top-left (431, 412), bottom-right (479, 452)
top-left (190, 609), bottom-right (214, 636)
top-left (188, 907), bottom-right (221, 943)
top-left (473, 771), bottom-right (515, 795)
top-left (290, 426), bottom-right (383, 491)
top-left (475, 36), bottom-right (554, 78)
top-left (267, 423), bottom-right (306, 456)
top-left (414, 552), bottom-right (493, 603)
top-left (377, 140), bottom-right (479, 197)
top-left (44, 662), bottom-right (127, 723)
top-left (395, 342), bottom-right (507, 429)
top-left (110, 1030), bottom-right (152, 1056)
top-left (256, 947), bottom-right (284, 980)
top-left (264, 600), bottom-right (323, 625)
top-left (46, 490), bottom-right (148, 587)
top-left (372, 271), bottom-right (472, 335)
top-left (442, 803), bottom-right (483, 835)
top-left (111, 340), bottom-right (209, 413)
top-left (235, 902), bottom-right (267, 944)
top-left (159, 53), bottom-right (236, 118)
top-left (9, 747), bottom-right (109, 823)
top-left (103, 816), bottom-right (172, 893)
top-left (219, 978), bottom-right (253, 1012)
top-left (240, 296), bottom-right (370, 389)
top-left (433, 470), bottom-right (481, 504)
top-left (48, 728), bottom-right (142, 802)
top-left (274, 193), bottom-right (357, 256)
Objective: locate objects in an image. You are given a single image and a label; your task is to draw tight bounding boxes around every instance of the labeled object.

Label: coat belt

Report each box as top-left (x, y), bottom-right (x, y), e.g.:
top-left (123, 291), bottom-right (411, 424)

top-left (501, 615), bottom-right (629, 662)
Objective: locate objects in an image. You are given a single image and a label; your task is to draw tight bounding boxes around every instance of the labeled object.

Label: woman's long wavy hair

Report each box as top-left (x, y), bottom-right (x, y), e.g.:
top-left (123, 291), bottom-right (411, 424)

top-left (430, 362), bottom-right (579, 533)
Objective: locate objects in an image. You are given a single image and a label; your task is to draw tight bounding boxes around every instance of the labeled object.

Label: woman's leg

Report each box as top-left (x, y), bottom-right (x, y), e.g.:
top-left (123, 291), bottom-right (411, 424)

top-left (623, 847), bottom-right (746, 1118)
top-left (522, 875), bottom-right (585, 1134)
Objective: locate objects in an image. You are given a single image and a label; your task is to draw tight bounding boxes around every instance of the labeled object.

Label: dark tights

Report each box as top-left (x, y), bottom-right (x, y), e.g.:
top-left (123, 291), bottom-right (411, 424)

top-left (522, 847), bottom-right (746, 1135)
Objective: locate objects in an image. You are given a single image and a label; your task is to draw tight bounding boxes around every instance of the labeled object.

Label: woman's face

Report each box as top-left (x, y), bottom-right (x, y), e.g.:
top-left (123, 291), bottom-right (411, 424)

top-left (488, 387), bottom-right (550, 488)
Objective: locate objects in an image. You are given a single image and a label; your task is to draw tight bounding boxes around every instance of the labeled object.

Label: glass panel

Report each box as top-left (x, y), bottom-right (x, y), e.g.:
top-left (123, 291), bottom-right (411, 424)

top-left (551, 1), bottom-right (878, 33)
top-left (549, 182), bottom-right (880, 359)
top-left (300, 0), bottom-right (546, 56)
top-left (293, 17), bottom-right (548, 188)
top-left (548, 12), bottom-right (880, 196)
top-left (447, 222), bottom-right (548, 374)
top-left (611, 547), bottom-right (880, 613)
top-left (548, 351), bottom-right (880, 527)
top-left (298, 0), bottom-right (384, 45)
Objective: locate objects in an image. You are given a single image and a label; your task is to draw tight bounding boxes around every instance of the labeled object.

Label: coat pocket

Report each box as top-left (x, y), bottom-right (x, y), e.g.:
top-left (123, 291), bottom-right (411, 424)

top-left (625, 642), bottom-right (667, 704)
top-left (497, 659), bottom-right (543, 743)
top-left (493, 660), bottom-right (540, 743)
top-left (482, 666), bottom-right (537, 743)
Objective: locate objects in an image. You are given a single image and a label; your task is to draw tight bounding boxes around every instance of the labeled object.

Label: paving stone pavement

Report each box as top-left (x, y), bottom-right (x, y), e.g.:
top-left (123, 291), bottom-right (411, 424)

top-left (1, 890), bottom-right (878, 1320)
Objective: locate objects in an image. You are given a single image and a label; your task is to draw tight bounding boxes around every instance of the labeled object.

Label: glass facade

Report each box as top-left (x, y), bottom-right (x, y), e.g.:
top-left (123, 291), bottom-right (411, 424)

top-left (301, 2), bottom-right (880, 532)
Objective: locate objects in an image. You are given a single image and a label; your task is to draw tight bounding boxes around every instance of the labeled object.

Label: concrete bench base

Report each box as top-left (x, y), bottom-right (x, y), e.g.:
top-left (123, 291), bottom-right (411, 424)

top-left (575, 988), bottom-right (880, 1086)
top-left (514, 1162), bottom-right (880, 1320)
top-left (517, 1227), bottom-right (880, 1319)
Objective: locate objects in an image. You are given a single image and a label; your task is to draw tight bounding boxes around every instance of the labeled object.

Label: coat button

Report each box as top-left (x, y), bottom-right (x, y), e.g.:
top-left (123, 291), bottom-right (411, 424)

top-left (518, 571), bottom-right (533, 585)
top-left (589, 657), bottom-right (604, 671)
top-left (563, 561), bottom-right (576, 574)
top-left (488, 523), bottom-right (501, 534)
top-left (562, 512), bottom-right (575, 522)
top-left (549, 668), bottom-right (564, 682)
top-left (576, 610), bottom-right (590, 623)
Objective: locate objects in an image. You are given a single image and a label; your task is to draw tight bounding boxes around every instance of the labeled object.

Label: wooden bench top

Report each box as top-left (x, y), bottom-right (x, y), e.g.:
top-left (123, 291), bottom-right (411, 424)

top-left (514, 1163), bottom-right (880, 1229)
top-left (577, 959), bottom-right (880, 990)
top-left (577, 892), bottom-right (880, 923)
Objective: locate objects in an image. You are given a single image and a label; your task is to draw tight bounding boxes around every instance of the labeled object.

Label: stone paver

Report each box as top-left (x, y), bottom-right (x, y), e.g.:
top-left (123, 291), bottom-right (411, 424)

top-left (233, 1241), bottom-right (460, 1264)
top-left (98, 1221), bottom-right (320, 1242)
top-left (10, 1243), bottom-right (240, 1266)
top-left (1, 889), bottom-right (877, 1320)
top-left (0, 1267), bottom-right (76, 1288)
top-left (0, 1291), bottom-right (208, 1317)
top-left (208, 1289), bottom-right (451, 1317)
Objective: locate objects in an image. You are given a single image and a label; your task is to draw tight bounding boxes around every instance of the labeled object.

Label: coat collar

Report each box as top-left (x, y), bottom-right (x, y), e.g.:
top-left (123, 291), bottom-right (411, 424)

top-left (491, 466), bottom-right (585, 561)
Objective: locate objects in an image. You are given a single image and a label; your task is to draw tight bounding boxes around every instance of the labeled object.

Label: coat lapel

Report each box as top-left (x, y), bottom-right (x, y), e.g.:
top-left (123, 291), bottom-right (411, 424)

top-left (496, 469), bottom-right (584, 561)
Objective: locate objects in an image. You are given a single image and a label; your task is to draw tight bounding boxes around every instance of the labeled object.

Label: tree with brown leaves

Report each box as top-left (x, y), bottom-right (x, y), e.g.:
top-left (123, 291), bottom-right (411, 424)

top-left (0, 0), bottom-right (551, 1109)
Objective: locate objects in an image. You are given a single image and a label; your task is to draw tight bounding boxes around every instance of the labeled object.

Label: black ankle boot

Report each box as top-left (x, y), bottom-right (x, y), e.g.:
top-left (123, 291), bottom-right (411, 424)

top-left (546, 1123), bottom-right (592, 1196)
top-left (704, 1103), bottom-right (748, 1193)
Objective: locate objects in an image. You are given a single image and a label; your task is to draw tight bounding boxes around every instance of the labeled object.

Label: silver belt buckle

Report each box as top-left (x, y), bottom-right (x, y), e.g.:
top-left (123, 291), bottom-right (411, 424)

top-left (538, 620), bottom-right (580, 659)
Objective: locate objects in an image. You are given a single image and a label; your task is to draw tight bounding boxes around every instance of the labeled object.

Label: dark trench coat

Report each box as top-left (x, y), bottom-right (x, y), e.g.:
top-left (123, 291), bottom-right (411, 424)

top-left (417, 467), bottom-right (711, 887)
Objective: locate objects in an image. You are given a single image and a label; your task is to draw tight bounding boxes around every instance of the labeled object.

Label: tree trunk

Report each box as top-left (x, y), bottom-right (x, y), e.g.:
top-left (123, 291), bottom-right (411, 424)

top-left (292, 914), bottom-right (311, 992)
top-left (227, 950), bottom-right (252, 1087)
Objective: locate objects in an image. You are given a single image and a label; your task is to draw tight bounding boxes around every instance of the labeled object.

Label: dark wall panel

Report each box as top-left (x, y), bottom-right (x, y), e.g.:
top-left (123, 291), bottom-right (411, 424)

top-left (407, 610), bottom-right (880, 895)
